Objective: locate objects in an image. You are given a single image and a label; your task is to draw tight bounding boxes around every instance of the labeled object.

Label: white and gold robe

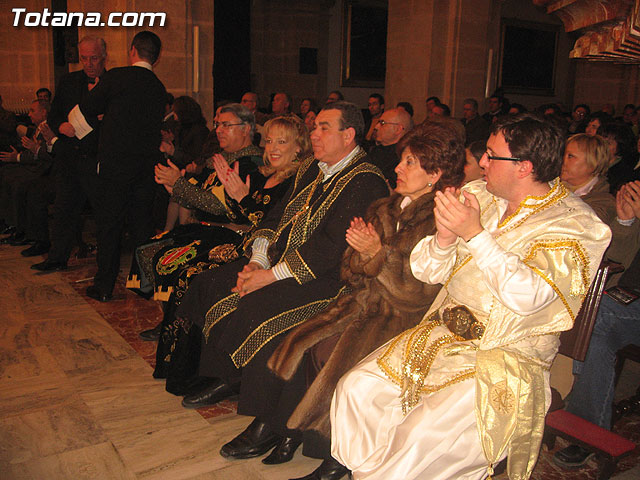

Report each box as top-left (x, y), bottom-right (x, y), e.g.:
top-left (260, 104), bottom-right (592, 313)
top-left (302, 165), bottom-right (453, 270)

top-left (331, 179), bottom-right (611, 480)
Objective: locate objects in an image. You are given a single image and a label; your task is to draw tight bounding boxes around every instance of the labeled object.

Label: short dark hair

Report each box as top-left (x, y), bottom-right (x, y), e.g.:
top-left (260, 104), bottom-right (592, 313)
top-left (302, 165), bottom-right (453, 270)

top-left (492, 113), bottom-right (564, 183)
top-left (467, 140), bottom-right (486, 163)
top-left (328, 90), bottom-right (344, 101)
top-left (396, 101), bottom-right (414, 117)
top-left (173, 96), bottom-right (206, 126)
top-left (598, 122), bottom-right (636, 159)
top-left (219, 103), bottom-right (256, 138)
top-left (426, 96), bottom-right (441, 105)
top-left (322, 101), bottom-right (365, 145)
top-left (36, 87), bottom-right (51, 99)
top-left (509, 103), bottom-right (527, 114)
top-left (369, 93), bottom-right (384, 105)
top-left (131, 31), bottom-right (161, 64)
top-left (463, 98), bottom-right (478, 111)
top-left (436, 104), bottom-right (451, 117)
top-left (574, 103), bottom-right (590, 116)
top-left (396, 118), bottom-right (466, 191)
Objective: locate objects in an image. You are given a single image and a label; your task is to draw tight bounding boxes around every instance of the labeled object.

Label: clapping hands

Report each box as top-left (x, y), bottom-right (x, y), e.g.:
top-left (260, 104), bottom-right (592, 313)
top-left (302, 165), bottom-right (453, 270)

top-left (213, 154), bottom-right (250, 202)
top-left (154, 159), bottom-right (184, 194)
top-left (346, 217), bottom-right (381, 258)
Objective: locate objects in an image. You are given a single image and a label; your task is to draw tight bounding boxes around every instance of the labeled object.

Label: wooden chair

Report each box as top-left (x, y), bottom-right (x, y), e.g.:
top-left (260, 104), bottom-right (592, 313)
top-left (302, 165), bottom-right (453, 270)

top-left (542, 261), bottom-right (636, 480)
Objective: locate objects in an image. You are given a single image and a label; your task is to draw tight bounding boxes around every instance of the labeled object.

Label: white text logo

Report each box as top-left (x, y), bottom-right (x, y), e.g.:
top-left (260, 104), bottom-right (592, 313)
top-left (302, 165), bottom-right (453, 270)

top-left (12, 8), bottom-right (166, 27)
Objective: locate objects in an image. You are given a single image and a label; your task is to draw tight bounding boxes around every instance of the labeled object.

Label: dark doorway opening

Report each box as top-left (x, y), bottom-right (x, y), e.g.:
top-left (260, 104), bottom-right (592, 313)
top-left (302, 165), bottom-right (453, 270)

top-left (213, 0), bottom-right (251, 108)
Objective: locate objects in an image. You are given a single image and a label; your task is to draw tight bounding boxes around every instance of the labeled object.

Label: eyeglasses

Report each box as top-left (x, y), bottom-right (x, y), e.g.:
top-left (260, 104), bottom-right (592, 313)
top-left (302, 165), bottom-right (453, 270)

top-left (485, 152), bottom-right (521, 162)
top-left (377, 120), bottom-right (403, 127)
top-left (214, 121), bottom-right (245, 129)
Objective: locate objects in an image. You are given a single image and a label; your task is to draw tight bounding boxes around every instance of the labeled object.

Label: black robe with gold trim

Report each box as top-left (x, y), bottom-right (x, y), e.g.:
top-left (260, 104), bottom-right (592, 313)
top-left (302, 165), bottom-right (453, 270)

top-left (175, 149), bottom-right (389, 388)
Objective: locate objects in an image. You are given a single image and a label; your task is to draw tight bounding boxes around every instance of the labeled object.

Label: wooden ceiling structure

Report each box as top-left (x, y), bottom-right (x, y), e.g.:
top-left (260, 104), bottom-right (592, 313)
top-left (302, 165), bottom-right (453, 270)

top-left (533, 0), bottom-right (640, 63)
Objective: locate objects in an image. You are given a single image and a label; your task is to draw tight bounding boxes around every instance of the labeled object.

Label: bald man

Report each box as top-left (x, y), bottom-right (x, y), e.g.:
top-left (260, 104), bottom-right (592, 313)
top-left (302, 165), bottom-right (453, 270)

top-left (368, 108), bottom-right (413, 188)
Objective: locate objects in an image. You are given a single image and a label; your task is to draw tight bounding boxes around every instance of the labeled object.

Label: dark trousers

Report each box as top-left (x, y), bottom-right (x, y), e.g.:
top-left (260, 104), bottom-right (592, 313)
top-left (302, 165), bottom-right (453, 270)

top-left (25, 175), bottom-right (56, 243)
top-left (92, 166), bottom-right (155, 293)
top-left (48, 150), bottom-right (98, 263)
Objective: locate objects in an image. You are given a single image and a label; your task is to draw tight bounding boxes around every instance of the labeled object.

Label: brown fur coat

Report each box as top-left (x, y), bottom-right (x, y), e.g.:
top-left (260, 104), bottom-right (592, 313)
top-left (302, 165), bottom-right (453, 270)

top-left (267, 192), bottom-right (442, 439)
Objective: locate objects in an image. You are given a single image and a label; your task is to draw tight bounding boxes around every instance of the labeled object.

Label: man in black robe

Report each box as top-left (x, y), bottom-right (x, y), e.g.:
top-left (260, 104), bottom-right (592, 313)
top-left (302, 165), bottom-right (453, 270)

top-left (60, 31), bottom-right (166, 301)
top-left (175, 102), bottom-right (388, 467)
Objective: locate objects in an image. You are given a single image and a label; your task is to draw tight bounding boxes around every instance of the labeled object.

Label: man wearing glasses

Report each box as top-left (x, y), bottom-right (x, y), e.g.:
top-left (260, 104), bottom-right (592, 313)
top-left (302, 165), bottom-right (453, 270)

top-left (331, 113), bottom-right (611, 480)
top-left (368, 108), bottom-right (413, 188)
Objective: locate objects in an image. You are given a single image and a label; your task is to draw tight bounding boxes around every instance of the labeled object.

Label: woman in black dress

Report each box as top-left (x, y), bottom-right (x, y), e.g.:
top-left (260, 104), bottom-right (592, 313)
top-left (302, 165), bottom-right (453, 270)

top-left (151, 114), bottom-right (312, 395)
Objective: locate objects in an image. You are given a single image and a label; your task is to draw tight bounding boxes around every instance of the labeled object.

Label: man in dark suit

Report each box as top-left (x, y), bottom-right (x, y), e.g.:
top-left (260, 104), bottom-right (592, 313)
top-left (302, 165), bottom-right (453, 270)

top-left (60, 31), bottom-right (166, 301)
top-left (30, 35), bottom-right (107, 270)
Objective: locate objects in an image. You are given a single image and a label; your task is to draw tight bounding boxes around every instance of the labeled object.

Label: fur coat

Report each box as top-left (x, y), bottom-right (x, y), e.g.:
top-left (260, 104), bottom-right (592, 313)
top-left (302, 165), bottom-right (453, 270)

top-left (267, 191), bottom-right (442, 439)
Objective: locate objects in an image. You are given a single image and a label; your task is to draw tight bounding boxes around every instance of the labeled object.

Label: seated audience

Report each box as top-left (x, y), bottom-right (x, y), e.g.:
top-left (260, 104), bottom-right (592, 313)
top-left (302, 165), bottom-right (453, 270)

top-left (326, 91), bottom-right (344, 104)
top-left (396, 101), bottom-right (413, 117)
top-left (367, 107), bottom-right (412, 188)
top-left (171, 102), bottom-right (388, 422)
top-left (463, 140), bottom-right (485, 184)
top-left (249, 119), bottom-right (466, 479)
top-left (568, 103), bottom-right (590, 134)
top-left (598, 122), bottom-right (637, 193)
top-left (508, 103), bottom-right (528, 115)
top-left (36, 87), bottom-right (52, 103)
top-left (425, 96), bottom-right (441, 119)
top-left (364, 94), bottom-right (384, 144)
top-left (331, 113), bottom-right (611, 480)
top-left (127, 103), bottom-right (262, 303)
top-left (0, 100), bottom-right (52, 245)
top-left (482, 94), bottom-right (503, 124)
top-left (585, 111), bottom-right (613, 136)
top-left (304, 107), bottom-right (319, 132)
top-left (461, 98), bottom-right (489, 145)
top-left (299, 98), bottom-right (318, 119)
top-left (147, 115), bottom-right (310, 393)
top-left (159, 95), bottom-right (210, 231)
top-left (561, 133), bottom-right (615, 223)
top-left (554, 179), bottom-right (640, 469)
top-left (0, 94), bottom-right (17, 155)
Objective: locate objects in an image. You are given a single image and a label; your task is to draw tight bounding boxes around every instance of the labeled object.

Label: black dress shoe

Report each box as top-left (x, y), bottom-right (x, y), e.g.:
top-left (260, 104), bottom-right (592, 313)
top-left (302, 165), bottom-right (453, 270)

top-left (86, 285), bottom-right (113, 302)
top-left (31, 260), bottom-right (68, 272)
top-left (289, 458), bottom-right (350, 480)
top-left (0, 225), bottom-right (15, 235)
top-left (262, 436), bottom-right (301, 464)
top-left (553, 444), bottom-right (594, 469)
top-left (220, 418), bottom-right (282, 459)
top-left (9, 233), bottom-right (32, 246)
top-left (181, 378), bottom-right (236, 408)
top-left (21, 241), bottom-right (50, 257)
top-left (139, 322), bottom-right (162, 341)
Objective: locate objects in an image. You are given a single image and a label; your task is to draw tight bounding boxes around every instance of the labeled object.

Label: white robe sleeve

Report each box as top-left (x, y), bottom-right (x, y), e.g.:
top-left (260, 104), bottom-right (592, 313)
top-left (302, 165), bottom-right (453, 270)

top-left (464, 230), bottom-right (556, 315)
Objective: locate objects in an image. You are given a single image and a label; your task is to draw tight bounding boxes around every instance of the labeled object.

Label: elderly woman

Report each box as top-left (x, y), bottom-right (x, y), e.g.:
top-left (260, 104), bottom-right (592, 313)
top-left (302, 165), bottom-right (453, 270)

top-left (216, 120), bottom-right (466, 480)
top-left (150, 115), bottom-right (311, 394)
top-left (561, 133), bottom-right (615, 224)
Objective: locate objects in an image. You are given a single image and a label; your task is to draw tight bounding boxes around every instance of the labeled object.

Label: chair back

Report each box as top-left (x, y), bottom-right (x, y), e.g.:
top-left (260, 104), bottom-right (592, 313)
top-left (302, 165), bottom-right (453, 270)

top-left (559, 261), bottom-right (623, 362)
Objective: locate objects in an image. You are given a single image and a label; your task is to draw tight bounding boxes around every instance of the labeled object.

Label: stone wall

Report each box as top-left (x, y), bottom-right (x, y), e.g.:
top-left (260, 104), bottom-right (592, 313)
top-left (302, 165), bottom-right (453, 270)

top-left (385, 0), bottom-right (493, 122)
top-left (0, 0), bottom-right (55, 113)
top-left (572, 60), bottom-right (640, 115)
top-left (1, 0), bottom-right (214, 123)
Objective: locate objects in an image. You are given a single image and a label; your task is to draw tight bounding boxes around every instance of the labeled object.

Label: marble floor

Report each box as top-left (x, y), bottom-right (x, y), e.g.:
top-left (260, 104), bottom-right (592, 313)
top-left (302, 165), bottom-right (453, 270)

top-left (0, 242), bottom-right (638, 479)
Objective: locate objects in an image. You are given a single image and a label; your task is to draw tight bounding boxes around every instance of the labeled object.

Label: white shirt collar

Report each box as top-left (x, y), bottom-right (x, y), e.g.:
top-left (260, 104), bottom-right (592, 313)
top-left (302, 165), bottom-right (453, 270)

top-left (400, 196), bottom-right (412, 210)
top-left (133, 61), bottom-right (153, 71)
top-left (318, 145), bottom-right (362, 181)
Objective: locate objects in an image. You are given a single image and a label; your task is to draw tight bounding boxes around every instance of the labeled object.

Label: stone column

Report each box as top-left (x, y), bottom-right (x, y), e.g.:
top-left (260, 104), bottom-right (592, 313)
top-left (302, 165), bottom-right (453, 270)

top-left (385, 0), bottom-right (493, 121)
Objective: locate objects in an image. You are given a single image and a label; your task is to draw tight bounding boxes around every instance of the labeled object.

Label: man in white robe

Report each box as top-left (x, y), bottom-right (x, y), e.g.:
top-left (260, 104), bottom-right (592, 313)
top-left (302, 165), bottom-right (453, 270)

top-left (331, 113), bottom-right (612, 480)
